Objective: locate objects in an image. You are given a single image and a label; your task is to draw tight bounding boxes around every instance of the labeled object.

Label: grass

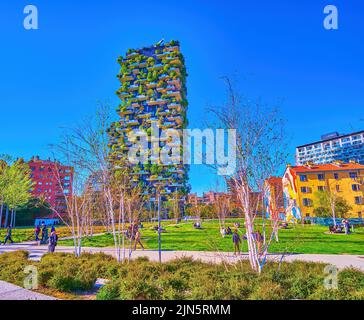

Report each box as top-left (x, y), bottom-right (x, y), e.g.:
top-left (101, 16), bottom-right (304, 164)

top-left (58, 219), bottom-right (364, 255)
top-left (0, 225), bottom-right (109, 243)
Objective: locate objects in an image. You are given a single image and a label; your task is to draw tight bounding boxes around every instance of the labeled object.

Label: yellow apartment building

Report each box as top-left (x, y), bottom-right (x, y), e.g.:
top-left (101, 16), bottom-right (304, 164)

top-left (282, 161), bottom-right (364, 219)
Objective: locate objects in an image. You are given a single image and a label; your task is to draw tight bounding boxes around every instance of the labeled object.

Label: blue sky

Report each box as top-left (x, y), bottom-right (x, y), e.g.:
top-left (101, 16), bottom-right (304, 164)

top-left (0, 0), bottom-right (363, 195)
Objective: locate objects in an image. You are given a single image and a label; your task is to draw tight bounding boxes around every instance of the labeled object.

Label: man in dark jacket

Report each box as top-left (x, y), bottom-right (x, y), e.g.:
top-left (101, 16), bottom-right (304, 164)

top-left (232, 229), bottom-right (241, 256)
top-left (3, 226), bottom-right (14, 245)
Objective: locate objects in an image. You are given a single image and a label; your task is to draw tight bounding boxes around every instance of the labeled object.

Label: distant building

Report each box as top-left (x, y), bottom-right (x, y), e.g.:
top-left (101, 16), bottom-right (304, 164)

top-left (28, 156), bottom-right (73, 216)
top-left (265, 177), bottom-right (285, 220)
top-left (296, 130), bottom-right (364, 165)
top-left (187, 191), bottom-right (231, 206)
top-left (282, 161), bottom-right (364, 219)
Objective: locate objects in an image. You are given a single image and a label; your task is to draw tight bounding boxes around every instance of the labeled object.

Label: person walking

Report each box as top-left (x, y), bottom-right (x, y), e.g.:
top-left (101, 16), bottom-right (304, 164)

top-left (41, 223), bottom-right (48, 243)
top-left (232, 229), bottom-right (241, 256)
top-left (133, 229), bottom-right (145, 251)
top-left (3, 225), bottom-right (14, 245)
top-left (48, 231), bottom-right (58, 253)
top-left (35, 225), bottom-right (41, 241)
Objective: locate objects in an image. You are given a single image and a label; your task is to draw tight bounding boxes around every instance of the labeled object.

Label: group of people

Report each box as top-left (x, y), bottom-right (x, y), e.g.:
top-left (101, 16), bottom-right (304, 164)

top-left (220, 226), bottom-right (232, 237)
top-left (35, 222), bottom-right (58, 253)
top-left (232, 229), bottom-right (264, 256)
top-left (1, 222), bottom-right (58, 253)
top-left (126, 223), bottom-right (144, 251)
top-left (329, 219), bottom-right (352, 235)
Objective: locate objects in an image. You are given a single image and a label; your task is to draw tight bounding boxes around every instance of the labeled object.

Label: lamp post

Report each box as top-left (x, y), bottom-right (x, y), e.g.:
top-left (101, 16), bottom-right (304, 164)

top-left (154, 182), bottom-right (165, 264)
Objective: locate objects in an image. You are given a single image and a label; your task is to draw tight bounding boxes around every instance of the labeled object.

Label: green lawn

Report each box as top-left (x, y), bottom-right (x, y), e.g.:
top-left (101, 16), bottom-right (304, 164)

top-left (58, 220), bottom-right (364, 255)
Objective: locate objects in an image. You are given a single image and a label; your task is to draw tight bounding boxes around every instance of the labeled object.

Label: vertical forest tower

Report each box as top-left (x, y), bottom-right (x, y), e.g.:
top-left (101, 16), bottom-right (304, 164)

top-left (108, 40), bottom-right (189, 199)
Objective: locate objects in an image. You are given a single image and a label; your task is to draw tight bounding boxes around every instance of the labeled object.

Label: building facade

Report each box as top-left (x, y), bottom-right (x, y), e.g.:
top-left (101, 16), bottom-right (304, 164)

top-left (296, 131), bottom-right (364, 165)
top-left (108, 40), bottom-right (189, 198)
top-left (28, 156), bottom-right (73, 215)
top-left (264, 177), bottom-right (285, 220)
top-left (282, 162), bottom-right (364, 219)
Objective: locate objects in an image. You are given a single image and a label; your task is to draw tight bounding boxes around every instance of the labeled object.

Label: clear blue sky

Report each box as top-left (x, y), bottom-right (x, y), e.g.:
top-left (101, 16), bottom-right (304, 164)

top-left (0, 0), bottom-right (363, 195)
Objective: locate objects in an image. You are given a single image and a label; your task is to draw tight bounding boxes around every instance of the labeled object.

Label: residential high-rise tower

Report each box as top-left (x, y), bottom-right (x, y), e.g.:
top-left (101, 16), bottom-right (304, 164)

top-left (108, 40), bottom-right (189, 199)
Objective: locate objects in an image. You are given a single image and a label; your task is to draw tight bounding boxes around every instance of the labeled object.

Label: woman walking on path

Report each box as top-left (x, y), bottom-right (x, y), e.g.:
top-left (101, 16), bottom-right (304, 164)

top-left (133, 230), bottom-right (145, 251)
top-left (48, 231), bottom-right (58, 253)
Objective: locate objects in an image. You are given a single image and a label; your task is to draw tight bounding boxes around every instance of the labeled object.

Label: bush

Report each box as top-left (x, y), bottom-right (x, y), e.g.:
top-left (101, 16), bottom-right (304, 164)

top-left (0, 251), bottom-right (29, 286)
top-left (1, 251), bottom-right (364, 300)
top-left (338, 268), bottom-right (364, 299)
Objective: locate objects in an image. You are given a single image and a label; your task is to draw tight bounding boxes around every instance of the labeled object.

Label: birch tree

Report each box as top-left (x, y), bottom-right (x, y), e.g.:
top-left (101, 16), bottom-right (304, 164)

top-left (50, 104), bottom-right (132, 260)
top-left (209, 78), bottom-right (288, 272)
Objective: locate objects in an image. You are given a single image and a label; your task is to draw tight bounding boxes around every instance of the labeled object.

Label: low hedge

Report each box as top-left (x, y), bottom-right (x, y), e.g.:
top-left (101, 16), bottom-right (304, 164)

top-left (0, 251), bottom-right (363, 299)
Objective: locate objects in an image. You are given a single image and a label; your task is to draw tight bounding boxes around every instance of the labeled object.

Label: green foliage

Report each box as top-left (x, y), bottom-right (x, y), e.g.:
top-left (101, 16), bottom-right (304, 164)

top-left (1, 251), bottom-right (363, 300)
top-left (14, 198), bottom-right (52, 226)
top-left (0, 160), bottom-right (34, 210)
top-left (0, 251), bottom-right (29, 286)
top-left (314, 191), bottom-right (352, 218)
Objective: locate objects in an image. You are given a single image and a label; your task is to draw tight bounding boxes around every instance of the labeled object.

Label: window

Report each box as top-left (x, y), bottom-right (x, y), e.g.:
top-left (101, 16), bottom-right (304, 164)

top-left (349, 172), bottom-right (358, 179)
top-left (336, 185), bottom-right (340, 192)
top-left (334, 173), bottom-right (339, 180)
top-left (352, 184), bottom-right (360, 192)
top-left (300, 175), bottom-right (308, 182)
top-left (317, 186), bottom-right (326, 192)
top-left (301, 187), bottom-right (311, 193)
top-left (354, 196), bottom-right (363, 205)
top-left (64, 176), bottom-right (71, 181)
top-left (303, 198), bottom-right (312, 207)
top-left (318, 174), bottom-right (325, 181)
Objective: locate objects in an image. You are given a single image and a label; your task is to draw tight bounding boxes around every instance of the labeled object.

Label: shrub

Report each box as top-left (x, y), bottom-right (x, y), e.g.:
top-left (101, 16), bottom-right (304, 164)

top-left (0, 251), bottom-right (29, 286)
top-left (338, 268), bottom-right (364, 299)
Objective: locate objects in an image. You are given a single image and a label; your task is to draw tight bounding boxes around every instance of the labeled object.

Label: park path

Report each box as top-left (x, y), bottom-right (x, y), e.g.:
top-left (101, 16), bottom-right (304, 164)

top-left (0, 280), bottom-right (56, 300)
top-left (0, 242), bottom-right (364, 271)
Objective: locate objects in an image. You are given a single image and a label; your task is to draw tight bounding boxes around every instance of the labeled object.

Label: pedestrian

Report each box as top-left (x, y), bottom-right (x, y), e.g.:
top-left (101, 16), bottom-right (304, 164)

top-left (344, 219), bottom-right (350, 235)
top-left (35, 225), bottom-right (41, 241)
top-left (48, 231), bottom-right (58, 253)
top-left (232, 229), bottom-right (241, 256)
top-left (41, 223), bottom-right (47, 243)
top-left (220, 227), bottom-right (226, 238)
top-left (255, 231), bottom-right (264, 254)
top-left (3, 225), bottom-right (14, 245)
top-left (133, 229), bottom-right (145, 251)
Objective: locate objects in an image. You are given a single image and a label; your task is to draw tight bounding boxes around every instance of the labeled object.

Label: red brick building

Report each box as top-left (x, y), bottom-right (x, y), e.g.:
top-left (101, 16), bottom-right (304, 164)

top-left (28, 156), bottom-right (73, 216)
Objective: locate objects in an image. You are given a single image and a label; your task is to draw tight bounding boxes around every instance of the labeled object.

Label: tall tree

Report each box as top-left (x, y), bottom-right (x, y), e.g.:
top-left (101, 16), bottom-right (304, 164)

top-left (209, 78), bottom-right (288, 273)
top-left (2, 160), bottom-right (34, 227)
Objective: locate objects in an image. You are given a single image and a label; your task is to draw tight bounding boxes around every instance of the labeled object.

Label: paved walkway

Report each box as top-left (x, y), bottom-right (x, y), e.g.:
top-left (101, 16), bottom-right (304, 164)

top-left (0, 281), bottom-right (56, 300)
top-left (1, 242), bottom-right (364, 270)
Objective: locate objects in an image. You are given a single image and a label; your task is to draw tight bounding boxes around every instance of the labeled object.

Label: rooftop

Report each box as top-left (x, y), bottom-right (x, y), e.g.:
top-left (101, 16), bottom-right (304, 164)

top-left (296, 130), bottom-right (364, 149)
top-left (287, 162), bottom-right (364, 173)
